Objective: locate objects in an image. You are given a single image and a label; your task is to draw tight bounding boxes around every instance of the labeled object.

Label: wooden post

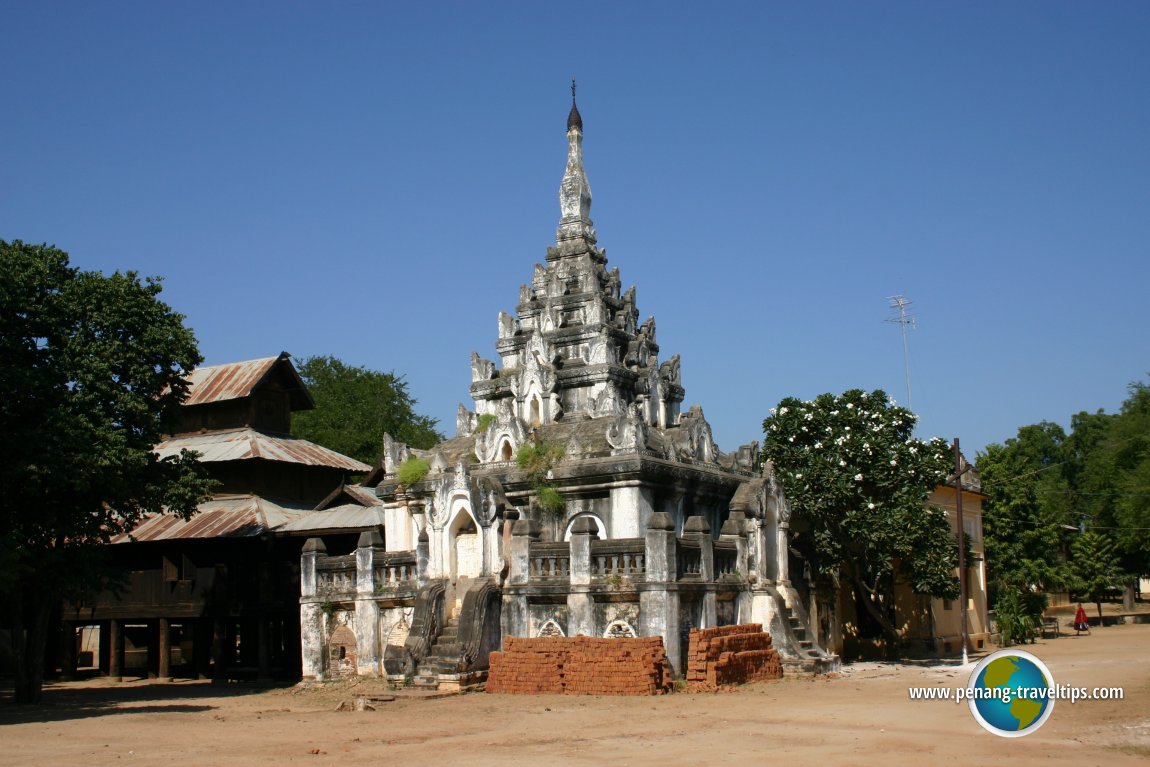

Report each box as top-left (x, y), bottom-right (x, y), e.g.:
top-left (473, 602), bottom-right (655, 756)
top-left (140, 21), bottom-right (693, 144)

top-left (158, 618), bottom-right (172, 681)
top-left (109, 619), bottom-right (123, 682)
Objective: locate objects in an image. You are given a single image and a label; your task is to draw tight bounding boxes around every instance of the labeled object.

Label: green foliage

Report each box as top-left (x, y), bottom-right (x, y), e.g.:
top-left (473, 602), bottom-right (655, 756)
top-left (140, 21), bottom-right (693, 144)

top-left (993, 587), bottom-right (1044, 646)
top-left (516, 441), bottom-right (566, 478)
top-left (0, 240), bottom-right (215, 703)
top-left (292, 356), bottom-right (442, 466)
top-left (762, 389), bottom-right (957, 653)
top-left (396, 456), bottom-right (430, 487)
top-left (475, 413), bottom-right (497, 432)
top-left (516, 440), bottom-right (566, 519)
top-left (979, 378), bottom-right (1150, 605)
top-left (1069, 530), bottom-right (1124, 618)
top-left (536, 485), bottom-right (565, 514)
top-left (977, 423), bottom-right (1078, 594)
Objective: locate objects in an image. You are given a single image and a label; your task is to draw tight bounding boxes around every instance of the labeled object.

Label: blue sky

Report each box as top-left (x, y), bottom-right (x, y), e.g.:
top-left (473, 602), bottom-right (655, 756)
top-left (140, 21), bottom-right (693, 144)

top-left (3, 2), bottom-right (1148, 457)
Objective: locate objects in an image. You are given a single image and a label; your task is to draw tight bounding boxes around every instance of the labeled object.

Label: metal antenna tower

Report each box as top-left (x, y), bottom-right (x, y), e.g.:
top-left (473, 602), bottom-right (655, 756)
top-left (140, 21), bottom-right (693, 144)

top-left (885, 295), bottom-right (916, 410)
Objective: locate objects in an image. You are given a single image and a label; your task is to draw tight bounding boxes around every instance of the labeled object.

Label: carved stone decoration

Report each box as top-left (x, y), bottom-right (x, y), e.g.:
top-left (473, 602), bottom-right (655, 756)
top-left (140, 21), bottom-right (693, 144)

top-left (476, 400), bottom-right (529, 464)
top-left (659, 354), bottom-right (681, 387)
top-left (519, 283), bottom-right (532, 305)
top-left (429, 451), bottom-right (449, 474)
top-left (476, 476), bottom-right (508, 525)
top-left (497, 312), bottom-right (518, 340)
top-left (606, 404), bottom-right (648, 454)
top-left (604, 620), bottom-right (636, 639)
top-left (588, 325), bottom-right (614, 365)
top-left (677, 405), bottom-right (718, 463)
top-left (428, 494), bottom-right (449, 529)
top-left (471, 352), bottom-right (496, 383)
top-left (538, 619), bottom-right (565, 638)
top-left (457, 404), bottom-right (479, 436)
top-left (381, 432), bottom-right (410, 475)
top-left (592, 382), bottom-right (624, 417)
top-left (452, 459), bottom-right (470, 493)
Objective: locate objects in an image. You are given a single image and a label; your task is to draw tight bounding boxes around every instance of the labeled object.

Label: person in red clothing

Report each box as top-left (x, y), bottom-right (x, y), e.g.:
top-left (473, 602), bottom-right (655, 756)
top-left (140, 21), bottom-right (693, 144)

top-left (1074, 603), bottom-right (1091, 635)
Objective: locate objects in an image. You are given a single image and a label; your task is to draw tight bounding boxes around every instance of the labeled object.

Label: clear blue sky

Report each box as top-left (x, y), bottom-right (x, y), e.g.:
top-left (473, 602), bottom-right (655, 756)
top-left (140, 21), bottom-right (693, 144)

top-left (3, 2), bottom-right (1148, 457)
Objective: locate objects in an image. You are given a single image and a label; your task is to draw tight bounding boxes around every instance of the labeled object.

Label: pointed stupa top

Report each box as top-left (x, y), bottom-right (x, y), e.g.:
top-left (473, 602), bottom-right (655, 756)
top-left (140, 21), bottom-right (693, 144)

top-left (567, 78), bottom-right (583, 132)
top-left (558, 79), bottom-right (594, 243)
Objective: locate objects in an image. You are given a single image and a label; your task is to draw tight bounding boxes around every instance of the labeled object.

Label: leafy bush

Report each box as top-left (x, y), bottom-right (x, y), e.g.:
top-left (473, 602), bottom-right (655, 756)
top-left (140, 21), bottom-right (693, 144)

top-left (397, 456), bottom-right (430, 486)
top-left (994, 587), bottom-right (1045, 646)
top-left (475, 413), bottom-right (497, 432)
top-left (537, 485), bottom-right (565, 514)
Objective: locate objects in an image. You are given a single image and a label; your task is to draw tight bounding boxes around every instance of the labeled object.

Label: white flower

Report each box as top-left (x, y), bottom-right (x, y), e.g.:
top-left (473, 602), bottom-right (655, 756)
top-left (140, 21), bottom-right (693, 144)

top-left (845, 426), bottom-right (851, 432)
top-left (846, 403), bottom-right (854, 409)
top-left (788, 436), bottom-right (794, 443)
top-left (909, 446), bottom-right (918, 454)
top-left (867, 502), bottom-right (875, 509)
top-left (805, 412), bottom-right (814, 421)
top-left (830, 410), bottom-right (839, 417)
top-left (769, 407), bottom-right (777, 416)
top-left (839, 460), bottom-right (846, 467)
top-left (890, 459), bottom-right (897, 466)
top-left (779, 407), bottom-right (789, 415)
top-left (795, 472), bottom-right (803, 479)
top-left (863, 442), bottom-right (870, 449)
top-left (814, 441), bottom-right (823, 449)
top-left (854, 473), bottom-right (863, 481)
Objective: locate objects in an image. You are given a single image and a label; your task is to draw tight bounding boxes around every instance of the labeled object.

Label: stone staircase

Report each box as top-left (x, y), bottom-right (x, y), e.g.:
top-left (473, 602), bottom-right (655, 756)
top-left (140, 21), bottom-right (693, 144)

top-left (773, 597), bottom-right (840, 675)
top-left (411, 616), bottom-right (462, 688)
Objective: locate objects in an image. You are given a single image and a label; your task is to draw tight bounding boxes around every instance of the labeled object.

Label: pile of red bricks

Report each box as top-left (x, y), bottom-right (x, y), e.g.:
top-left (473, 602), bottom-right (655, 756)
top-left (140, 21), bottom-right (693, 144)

top-left (686, 623), bottom-right (782, 691)
top-left (486, 636), bottom-right (673, 696)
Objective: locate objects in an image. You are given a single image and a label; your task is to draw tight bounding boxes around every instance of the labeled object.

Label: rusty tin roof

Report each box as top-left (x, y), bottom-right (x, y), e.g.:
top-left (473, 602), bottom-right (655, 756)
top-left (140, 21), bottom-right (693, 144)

top-left (182, 352), bottom-right (313, 410)
top-left (155, 428), bottom-right (372, 472)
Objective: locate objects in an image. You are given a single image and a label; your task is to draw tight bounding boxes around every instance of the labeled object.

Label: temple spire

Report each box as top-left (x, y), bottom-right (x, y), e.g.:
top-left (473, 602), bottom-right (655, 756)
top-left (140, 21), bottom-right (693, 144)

top-left (567, 78), bottom-right (583, 132)
top-left (558, 79), bottom-right (594, 243)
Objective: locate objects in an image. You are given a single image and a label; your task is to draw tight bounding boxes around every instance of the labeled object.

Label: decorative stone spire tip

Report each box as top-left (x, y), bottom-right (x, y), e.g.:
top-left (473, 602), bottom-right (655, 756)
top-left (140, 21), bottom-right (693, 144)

top-left (567, 77), bottom-right (583, 132)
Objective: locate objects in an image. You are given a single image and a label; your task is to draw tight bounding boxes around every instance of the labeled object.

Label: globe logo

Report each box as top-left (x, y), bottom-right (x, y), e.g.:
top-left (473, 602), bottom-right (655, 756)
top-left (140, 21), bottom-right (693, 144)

top-left (967, 649), bottom-right (1056, 737)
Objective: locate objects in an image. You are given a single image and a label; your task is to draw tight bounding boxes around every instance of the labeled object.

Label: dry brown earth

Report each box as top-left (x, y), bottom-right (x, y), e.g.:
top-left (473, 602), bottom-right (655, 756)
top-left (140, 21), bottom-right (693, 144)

top-left (2, 622), bottom-right (1148, 766)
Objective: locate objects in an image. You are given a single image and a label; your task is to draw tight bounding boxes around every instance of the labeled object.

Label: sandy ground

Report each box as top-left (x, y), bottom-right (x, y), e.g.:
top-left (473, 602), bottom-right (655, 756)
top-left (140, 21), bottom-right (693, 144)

top-left (2, 623), bottom-right (1148, 767)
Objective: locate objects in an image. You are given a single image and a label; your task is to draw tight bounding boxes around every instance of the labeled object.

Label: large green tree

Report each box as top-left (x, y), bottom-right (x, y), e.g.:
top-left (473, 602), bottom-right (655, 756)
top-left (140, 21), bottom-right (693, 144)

top-left (762, 389), bottom-right (958, 657)
top-left (0, 241), bottom-right (215, 704)
top-left (1069, 530), bottom-right (1124, 620)
top-left (977, 422), bottom-right (1078, 597)
top-left (291, 356), bottom-right (442, 466)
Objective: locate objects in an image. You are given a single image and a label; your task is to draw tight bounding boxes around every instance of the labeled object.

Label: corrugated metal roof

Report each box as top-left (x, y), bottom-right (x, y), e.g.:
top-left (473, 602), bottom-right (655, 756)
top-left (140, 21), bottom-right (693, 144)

top-left (275, 504), bottom-right (387, 533)
top-left (181, 353), bottom-right (313, 410)
top-left (113, 495), bottom-right (312, 542)
top-left (183, 356), bottom-right (281, 406)
top-left (155, 428), bottom-right (372, 472)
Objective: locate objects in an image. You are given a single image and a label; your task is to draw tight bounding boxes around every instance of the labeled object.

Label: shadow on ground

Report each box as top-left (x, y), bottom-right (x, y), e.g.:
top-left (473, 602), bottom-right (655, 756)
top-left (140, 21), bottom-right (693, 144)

top-left (0, 678), bottom-right (294, 724)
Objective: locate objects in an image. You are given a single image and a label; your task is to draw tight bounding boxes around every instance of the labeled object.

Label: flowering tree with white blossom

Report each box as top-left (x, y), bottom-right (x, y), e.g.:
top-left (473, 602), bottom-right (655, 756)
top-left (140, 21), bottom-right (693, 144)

top-left (762, 389), bottom-right (959, 656)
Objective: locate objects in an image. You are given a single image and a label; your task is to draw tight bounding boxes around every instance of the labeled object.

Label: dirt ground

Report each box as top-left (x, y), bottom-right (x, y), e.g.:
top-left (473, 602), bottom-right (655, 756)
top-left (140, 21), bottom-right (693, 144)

top-left (2, 623), bottom-right (1148, 767)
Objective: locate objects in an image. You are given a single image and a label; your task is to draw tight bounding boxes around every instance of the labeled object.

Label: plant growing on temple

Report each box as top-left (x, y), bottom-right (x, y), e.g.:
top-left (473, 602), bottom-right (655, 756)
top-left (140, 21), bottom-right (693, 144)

top-left (396, 456), bottom-right (431, 487)
top-left (0, 240), bottom-right (215, 705)
top-left (517, 440), bottom-right (566, 518)
top-left (762, 389), bottom-right (958, 658)
top-left (293, 356), bottom-right (442, 466)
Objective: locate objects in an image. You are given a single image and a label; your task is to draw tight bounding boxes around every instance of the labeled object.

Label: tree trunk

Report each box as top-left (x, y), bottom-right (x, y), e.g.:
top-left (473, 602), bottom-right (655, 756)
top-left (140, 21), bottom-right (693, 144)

top-left (843, 561), bottom-right (901, 659)
top-left (1123, 582), bottom-right (1136, 612)
top-left (12, 583), bottom-right (55, 704)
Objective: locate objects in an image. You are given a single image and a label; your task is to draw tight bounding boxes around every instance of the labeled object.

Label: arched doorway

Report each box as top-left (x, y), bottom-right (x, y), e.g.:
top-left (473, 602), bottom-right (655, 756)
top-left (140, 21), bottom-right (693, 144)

top-left (447, 503), bottom-right (482, 617)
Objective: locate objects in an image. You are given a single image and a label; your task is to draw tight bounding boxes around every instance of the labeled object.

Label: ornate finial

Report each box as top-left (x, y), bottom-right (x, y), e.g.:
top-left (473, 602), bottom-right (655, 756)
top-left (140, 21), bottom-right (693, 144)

top-left (567, 78), bottom-right (583, 132)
